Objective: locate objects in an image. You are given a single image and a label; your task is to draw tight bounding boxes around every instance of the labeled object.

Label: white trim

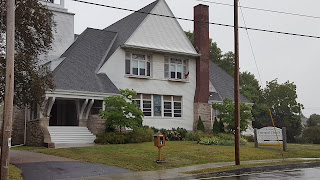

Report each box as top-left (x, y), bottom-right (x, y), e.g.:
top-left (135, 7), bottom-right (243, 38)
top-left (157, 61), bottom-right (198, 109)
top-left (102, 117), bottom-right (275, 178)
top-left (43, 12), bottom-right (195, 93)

top-left (85, 99), bottom-right (94, 120)
top-left (46, 89), bottom-right (118, 100)
top-left (79, 99), bottom-right (88, 120)
top-left (46, 97), bottom-right (56, 117)
top-left (122, 45), bottom-right (199, 57)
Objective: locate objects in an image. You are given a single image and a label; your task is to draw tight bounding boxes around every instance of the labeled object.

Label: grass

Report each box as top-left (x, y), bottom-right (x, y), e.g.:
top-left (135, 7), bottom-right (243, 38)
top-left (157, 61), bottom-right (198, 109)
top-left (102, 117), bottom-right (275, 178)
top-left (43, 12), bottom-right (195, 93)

top-left (9, 165), bottom-right (22, 180)
top-left (183, 160), bottom-right (320, 174)
top-left (37, 142), bottom-right (320, 171)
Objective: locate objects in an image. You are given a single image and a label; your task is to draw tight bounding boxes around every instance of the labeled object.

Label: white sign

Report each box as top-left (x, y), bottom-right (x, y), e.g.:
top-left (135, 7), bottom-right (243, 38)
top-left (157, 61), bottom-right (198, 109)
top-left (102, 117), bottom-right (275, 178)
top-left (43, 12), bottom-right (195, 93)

top-left (8, 138), bottom-right (11, 149)
top-left (257, 127), bottom-right (283, 145)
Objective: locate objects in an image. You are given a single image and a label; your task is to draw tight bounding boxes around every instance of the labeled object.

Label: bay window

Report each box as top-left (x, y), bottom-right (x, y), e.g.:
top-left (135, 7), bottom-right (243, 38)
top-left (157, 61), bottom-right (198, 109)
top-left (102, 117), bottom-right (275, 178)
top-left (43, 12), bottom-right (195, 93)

top-left (125, 52), bottom-right (151, 77)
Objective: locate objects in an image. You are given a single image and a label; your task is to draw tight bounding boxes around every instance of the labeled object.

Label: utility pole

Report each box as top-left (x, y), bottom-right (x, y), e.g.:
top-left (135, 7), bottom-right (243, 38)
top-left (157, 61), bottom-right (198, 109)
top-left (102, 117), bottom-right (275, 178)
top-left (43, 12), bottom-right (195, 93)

top-left (1, 0), bottom-right (15, 179)
top-left (234, 0), bottom-right (240, 165)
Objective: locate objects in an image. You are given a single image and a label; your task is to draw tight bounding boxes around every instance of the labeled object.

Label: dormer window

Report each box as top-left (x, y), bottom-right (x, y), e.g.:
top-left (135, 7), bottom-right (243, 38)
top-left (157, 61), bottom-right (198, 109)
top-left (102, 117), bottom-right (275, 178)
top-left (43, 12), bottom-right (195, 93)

top-left (164, 57), bottom-right (188, 80)
top-left (125, 52), bottom-right (151, 77)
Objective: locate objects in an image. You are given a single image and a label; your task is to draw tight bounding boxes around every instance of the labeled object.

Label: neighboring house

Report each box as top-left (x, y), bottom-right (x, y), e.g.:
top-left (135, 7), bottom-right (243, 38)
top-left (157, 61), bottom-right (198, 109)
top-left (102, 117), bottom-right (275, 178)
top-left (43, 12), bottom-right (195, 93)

top-left (12, 0), bottom-right (250, 147)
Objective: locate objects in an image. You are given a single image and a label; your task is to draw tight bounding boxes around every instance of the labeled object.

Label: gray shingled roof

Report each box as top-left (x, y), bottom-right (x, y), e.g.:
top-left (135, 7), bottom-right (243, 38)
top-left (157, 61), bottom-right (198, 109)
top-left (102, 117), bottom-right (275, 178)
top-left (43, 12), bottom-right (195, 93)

top-left (209, 61), bottom-right (251, 103)
top-left (54, 1), bottom-right (159, 94)
top-left (101, 0), bottom-right (159, 68)
top-left (54, 28), bottom-right (119, 94)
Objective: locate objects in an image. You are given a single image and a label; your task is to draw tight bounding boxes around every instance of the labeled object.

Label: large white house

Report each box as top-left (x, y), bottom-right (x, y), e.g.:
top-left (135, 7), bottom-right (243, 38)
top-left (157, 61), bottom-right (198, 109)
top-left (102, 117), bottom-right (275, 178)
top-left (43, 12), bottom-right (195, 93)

top-left (11, 0), bottom-right (250, 147)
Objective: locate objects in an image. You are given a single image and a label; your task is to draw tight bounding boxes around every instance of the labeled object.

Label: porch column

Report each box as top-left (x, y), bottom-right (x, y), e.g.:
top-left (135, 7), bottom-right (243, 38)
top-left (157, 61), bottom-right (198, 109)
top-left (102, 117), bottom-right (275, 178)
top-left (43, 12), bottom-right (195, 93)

top-left (78, 99), bottom-right (89, 127)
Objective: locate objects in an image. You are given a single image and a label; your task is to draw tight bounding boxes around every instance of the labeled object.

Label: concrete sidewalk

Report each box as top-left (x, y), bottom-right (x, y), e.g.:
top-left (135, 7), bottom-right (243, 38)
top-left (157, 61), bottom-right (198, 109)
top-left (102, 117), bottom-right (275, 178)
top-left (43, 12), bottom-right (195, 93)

top-left (63, 158), bottom-right (320, 180)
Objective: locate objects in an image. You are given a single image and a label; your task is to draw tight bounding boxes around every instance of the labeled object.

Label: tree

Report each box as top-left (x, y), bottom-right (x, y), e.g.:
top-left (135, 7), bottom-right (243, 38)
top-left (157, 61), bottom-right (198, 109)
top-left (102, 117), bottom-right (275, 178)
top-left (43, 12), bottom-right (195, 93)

top-left (197, 116), bottom-right (205, 132)
top-left (255, 79), bottom-right (303, 142)
top-left (307, 114), bottom-right (320, 127)
top-left (99, 89), bottom-right (144, 132)
top-left (212, 98), bottom-right (252, 133)
top-left (0, 0), bottom-right (55, 107)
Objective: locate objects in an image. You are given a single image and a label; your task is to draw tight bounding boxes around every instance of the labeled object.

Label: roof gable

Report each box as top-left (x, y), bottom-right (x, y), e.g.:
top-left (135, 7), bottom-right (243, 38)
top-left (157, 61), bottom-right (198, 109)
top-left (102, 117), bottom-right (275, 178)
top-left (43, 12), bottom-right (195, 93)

top-left (98, 0), bottom-right (159, 68)
top-left (54, 28), bottom-right (119, 94)
top-left (124, 0), bottom-right (197, 56)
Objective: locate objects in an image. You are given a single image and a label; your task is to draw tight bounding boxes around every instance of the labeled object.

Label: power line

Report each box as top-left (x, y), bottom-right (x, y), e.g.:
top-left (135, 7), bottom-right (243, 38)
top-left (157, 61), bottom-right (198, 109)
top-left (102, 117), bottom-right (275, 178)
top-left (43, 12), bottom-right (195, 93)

top-left (71, 0), bottom-right (320, 39)
top-left (196, 0), bottom-right (320, 19)
top-left (238, 0), bottom-right (264, 89)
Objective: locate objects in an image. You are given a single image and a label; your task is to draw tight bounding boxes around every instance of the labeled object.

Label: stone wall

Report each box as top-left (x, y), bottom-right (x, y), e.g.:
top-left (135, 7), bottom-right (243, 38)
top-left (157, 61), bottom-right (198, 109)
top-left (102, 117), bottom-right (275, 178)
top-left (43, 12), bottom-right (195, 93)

top-left (194, 103), bottom-right (212, 132)
top-left (26, 120), bottom-right (45, 147)
top-left (12, 108), bottom-right (26, 145)
top-left (87, 115), bottom-right (105, 135)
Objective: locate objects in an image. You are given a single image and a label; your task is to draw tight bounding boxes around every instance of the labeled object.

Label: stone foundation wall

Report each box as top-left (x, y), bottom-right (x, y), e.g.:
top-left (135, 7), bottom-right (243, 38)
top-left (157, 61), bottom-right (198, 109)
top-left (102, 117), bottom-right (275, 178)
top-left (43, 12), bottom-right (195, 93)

top-left (26, 120), bottom-right (45, 147)
top-left (194, 103), bottom-right (212, 132)
top-left (12, 108), bottom-right (26, 145)
top-left (86, 115), bottom-right (105, 135)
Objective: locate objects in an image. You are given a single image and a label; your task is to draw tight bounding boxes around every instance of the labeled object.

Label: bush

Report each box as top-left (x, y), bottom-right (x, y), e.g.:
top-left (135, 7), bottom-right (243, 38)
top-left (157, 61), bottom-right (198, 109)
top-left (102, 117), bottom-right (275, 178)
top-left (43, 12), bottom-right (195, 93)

top-left (150, 127), bottom-right (159, 134)
top-left (95, 126), bottom-right (154, 144)
top-left (302, 126), bottom-right (320, 144)
top-left (159, 127), bottom-right (188, 141)
top-left (95, 133), bottom-right (126, 144)
top-left (212, 117), bottom-right (224, 134)
top-left (184, 131), bottom-right (214, 141)
top-left (197, 116), bottom-right (205, 132)
top-left (198, 133), bottom-right (247, 146)
top-left (125, 126), bottom-right (154, 143)
top-left (242, 135), bottom-right (255, 142)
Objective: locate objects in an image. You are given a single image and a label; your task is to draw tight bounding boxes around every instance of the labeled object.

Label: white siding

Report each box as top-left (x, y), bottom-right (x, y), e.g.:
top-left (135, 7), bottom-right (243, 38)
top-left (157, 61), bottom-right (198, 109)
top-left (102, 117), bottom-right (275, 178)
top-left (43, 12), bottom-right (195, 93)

top-left (39, 5), bottom-right (75, 64)
top-left (99, 48), bottom-right (196, 130)
top-left (124, 0), bottom-right (197, 56)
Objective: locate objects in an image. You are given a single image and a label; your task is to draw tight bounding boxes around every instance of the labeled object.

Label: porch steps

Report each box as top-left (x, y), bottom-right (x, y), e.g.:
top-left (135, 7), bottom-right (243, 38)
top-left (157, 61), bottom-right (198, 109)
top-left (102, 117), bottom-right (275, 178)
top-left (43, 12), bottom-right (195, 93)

top-left (48, 126), bottom-right (96, 144)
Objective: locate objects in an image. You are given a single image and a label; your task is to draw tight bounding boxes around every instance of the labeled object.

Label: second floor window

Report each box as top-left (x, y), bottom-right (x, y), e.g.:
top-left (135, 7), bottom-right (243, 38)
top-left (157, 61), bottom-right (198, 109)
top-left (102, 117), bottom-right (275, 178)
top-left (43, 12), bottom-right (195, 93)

top-left (164, 57), bottom-right (188, 80)
top-left (125, 52), bottom-right (151, 77)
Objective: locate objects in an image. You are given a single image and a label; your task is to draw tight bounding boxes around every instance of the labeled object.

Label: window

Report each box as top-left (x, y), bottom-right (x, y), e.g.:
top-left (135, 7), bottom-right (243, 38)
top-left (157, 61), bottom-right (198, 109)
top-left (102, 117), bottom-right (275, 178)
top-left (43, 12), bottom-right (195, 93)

top-left (163, 96), bottom-right (172, 117)
top-left (125, 52), bottom-right (151, 77)
top-left (173, 96), bottom-right (182, 117)
top-left (164, 57), bottom-right (188, 80)
top-left (143, 94), bottom-right (152, 116)
top-left (134, 94), bottom-right (182, 118)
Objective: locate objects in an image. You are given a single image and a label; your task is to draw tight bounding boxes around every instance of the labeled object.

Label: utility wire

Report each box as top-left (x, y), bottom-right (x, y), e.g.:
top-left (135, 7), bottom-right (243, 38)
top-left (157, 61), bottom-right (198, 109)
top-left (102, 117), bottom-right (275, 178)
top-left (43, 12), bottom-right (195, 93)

top-left (238, 0), bottom-right (264, 89)
top-left (71, 0), bottom-right (320, 39)
top-left (196, 0), bottom-right (320, 20)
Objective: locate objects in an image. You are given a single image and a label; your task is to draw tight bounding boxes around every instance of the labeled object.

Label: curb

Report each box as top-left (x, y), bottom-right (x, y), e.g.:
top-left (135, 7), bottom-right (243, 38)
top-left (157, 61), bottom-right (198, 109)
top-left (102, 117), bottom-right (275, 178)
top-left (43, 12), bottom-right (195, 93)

top-left (173, 161), bottom-right (320, 180)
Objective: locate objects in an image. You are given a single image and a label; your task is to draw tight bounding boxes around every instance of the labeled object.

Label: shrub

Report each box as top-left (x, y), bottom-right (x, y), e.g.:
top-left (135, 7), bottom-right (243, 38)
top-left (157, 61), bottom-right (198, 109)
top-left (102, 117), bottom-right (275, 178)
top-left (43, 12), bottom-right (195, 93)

top-left (197, 116), bottom-right (205, 132)
top-left (242, 135), bottom-right (255, 142)
top-left (159, 127), bottom-right (188, 141)
top-left (198, 133), bottom-right (247, 146)
top-left (95, 133), bottom-right (126, 144)
top-left (150, 127), bottom-right (159, 134)
top-left (95, 126), bottom-right (154, 144)
top-left (125, 126), bottom-right (154, 143)
top-left (212, 117), bottom-right (224, 134)
top-left (302, 126), bottom-right (320, 144)
top-left (184, 131), bottom-right (214, 141)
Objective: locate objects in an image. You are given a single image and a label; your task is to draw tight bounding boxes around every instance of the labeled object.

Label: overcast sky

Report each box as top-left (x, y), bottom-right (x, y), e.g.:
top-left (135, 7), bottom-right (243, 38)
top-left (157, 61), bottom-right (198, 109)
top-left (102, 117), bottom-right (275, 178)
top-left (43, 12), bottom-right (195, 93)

top-left (62, 0), bottom-right (320, 117)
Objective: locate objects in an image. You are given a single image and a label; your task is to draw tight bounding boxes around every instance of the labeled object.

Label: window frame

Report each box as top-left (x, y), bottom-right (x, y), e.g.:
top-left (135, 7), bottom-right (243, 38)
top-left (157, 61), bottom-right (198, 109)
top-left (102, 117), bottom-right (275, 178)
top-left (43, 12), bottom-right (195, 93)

top-left (134, 94), bottom-right (182, 118)
top-left (125, 52), bottom-right (152, 77)
top-left (164, 57), bottom-right (188, 81)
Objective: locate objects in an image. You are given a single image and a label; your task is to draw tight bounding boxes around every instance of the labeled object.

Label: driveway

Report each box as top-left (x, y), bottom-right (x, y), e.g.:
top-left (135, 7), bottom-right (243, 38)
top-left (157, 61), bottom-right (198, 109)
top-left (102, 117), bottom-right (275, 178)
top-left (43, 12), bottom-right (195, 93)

top-left (10, 150), bottom-right (133, 180)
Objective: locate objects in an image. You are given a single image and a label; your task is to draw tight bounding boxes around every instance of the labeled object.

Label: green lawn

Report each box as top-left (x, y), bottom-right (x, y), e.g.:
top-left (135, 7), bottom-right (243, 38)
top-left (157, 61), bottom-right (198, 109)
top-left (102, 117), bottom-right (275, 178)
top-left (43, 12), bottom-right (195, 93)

top-left (9, 165), bottom-right (22, 180)
top-left (37, 142), bottom-right (320, 171)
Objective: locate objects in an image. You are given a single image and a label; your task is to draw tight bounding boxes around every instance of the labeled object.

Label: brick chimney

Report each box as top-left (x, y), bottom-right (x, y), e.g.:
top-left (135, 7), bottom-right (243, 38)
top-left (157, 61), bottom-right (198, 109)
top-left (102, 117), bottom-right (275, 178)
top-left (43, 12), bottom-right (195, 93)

top-left (193, 4), bottom-right (211, 131)
top-left (194, 4), bottom-right (210, 103)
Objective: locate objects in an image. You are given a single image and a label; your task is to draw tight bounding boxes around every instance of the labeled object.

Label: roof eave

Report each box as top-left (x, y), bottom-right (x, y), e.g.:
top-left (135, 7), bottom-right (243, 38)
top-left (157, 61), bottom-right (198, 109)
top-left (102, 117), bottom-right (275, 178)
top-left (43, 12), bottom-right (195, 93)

top-left (121, 44), bottom-right (200, 57)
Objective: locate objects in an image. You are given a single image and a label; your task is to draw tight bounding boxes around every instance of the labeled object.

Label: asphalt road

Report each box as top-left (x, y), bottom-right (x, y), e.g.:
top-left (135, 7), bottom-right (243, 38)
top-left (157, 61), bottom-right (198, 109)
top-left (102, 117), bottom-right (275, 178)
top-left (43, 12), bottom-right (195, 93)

top-left (10, 150), bottom-right (133, 180)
